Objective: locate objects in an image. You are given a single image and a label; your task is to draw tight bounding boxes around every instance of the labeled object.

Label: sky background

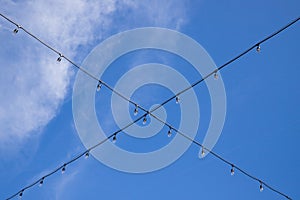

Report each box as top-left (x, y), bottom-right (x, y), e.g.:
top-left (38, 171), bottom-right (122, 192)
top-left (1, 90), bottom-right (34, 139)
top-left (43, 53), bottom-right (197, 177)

top-left (0, 0), bottom-right (299, 199)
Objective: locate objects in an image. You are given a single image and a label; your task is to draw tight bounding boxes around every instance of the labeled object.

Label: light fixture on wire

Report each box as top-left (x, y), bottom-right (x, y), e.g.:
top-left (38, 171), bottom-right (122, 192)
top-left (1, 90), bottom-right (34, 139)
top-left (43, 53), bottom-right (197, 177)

top-left (13, 25), bottom-right (21, 34)
top-left (61, 164), bottom-right (66, 174)
top-left (230, 165), bottom-right (235, 176)
top-left (96, 81), bottom-right (102, 92)
top-left (85, 151), bottom-right (90, 159)
top-left (57, 53), bottom-right (63, 62)
top-left (201, 147), bottom-right (205, 157)
top-left (134, 104), bottom-right (138, 116)
top-left (19, 190), bottom-right (24, 199)
top-left (112, 134), bottom-right (117, 143)
top-left (39, 178), bottom-right (44, 187)
top-left (256, 44), bottom-right (261, 52)
top-left (259, 181), bottom-right (264, 192)
top-left (167, 127), bottom-right (172, 137)
top-left (214, 70), bottom-right (219, 80)
top-left (175, 96), bottom-right (180, 104)
top-left (143, 115), bottom-right (147, 125)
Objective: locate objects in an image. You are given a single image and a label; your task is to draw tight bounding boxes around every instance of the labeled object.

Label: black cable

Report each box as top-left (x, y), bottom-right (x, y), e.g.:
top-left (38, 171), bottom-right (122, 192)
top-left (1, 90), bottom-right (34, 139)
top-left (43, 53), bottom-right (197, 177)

top-left (148, 112), bottom-right (292, 200)
top-left (1, 12), bottom-right (298, 200)
top-left (149, 16), bottom-right (300, 114)
top-left (5, 110), bottom-right (150, 200)
top-left (0, 13), bottom-right (149, 116)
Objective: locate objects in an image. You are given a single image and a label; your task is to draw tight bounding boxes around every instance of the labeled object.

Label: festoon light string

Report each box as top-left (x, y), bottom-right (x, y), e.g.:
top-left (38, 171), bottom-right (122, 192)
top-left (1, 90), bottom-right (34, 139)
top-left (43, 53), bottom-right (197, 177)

top-left (1, 13), bottom-right (298, 200)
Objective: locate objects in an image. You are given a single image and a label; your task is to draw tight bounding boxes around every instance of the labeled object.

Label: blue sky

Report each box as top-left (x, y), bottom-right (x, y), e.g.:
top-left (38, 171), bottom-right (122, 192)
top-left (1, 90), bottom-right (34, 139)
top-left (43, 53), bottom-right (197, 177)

top-left (0, 0), bottom-right (299, 199)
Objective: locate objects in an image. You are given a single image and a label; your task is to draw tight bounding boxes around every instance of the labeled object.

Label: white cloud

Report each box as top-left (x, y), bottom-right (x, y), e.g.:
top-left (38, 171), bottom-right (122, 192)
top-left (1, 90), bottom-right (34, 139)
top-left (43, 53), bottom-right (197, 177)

top-left (0, 0), bottom-right (188, 151)
top-left (54, 170), bottom-right (79, 200)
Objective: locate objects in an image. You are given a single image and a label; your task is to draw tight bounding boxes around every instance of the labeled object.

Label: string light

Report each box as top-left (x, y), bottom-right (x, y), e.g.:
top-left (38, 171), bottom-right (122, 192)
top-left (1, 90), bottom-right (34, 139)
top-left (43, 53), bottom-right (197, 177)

top-left (214, 70), bottom-right (219, 80)
top-left (18, 190), bottom-right (23, 199)
top-left (260, 181), bottom-right (264, 192)
top-left (13, 25), bottom-right (20, 34)
top-left (134, 104), bottom-right (138, 116)
top-left (96, 81), bottom-right (102, 92)
top-left (231, 165), bottom-right (235, 176)
top-left (143, 112), bottom-right (293, 200)
top-left (85, 151), bottom-right (90, 159)
top-left (57, 53), bottom-right (63, 62)
top-left (1, 13), bottom-right (297, 200)
top-left (201, 147), bottom-right (205, 157)
top-left (39, 178), bottom-right (44, 187)
top-left (143, 115), bottom-right (147, 125)
top-left (112, 134), bottom-right (117, 143)
top-left (1, 15), bottom-right (298, 126)
top-left (256, 44), bottom-right (261, 52)
top-left (61, 164), bottom-right (66, 174)
top-left (175, 96), bottom-right (180, 104)
top-left (167, 127), bottom-right (172, 137)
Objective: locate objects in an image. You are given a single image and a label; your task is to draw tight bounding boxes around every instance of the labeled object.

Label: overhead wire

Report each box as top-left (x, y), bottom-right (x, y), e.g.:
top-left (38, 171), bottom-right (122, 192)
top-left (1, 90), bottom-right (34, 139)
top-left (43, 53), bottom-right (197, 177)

top-left (0, 13), bottom-right (149, 115)
top-left (148, 112), bottom-right (292, 200)
top-left (1, 12), bottom-right (298, 200)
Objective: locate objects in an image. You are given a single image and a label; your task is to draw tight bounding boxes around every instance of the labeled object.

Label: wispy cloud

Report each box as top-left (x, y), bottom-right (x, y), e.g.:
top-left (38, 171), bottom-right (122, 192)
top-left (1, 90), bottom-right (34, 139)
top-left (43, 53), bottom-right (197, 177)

top-left (53, 169), bottom-right (79, 200)
top-left (0, 0), bottom-right (188, 152)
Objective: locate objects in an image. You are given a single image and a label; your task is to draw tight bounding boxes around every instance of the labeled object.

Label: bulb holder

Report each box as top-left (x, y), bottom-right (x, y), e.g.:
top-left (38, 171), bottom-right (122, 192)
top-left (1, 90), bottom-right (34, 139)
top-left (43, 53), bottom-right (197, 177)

top-left (167, 129), bottom-right (172, 137)
top-left (112, 134), bottom-right (117, 143)
top-left (231, 166), bottom-right (235, 175)
top-left (96, 82), bottom-right (102, 91)
top-left (259, 182), bottom-right (264, 192)
top-left (143, 116), bottom-right (147, 124)
top-left (61, 164), bottom-right (66, 174)
top-left (134, 105), bottom-right (138, 116)
top-left (175, 96), bottom-right (180, 104)
top-left (85, 152), bottom-right (90, 159)
top-left (256, 45), bottom-right (261, 52)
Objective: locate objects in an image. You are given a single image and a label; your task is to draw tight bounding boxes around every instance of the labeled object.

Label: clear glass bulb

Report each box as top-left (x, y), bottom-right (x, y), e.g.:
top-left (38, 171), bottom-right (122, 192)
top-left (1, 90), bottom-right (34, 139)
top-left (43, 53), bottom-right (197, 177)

top-left (18, 191), bottom-right (23, 199)
top-left (214, 72), bottom-right (218, 80)
top-left (167, 128), bottom-right (172, 137)
top-left (260, 183), bottom-right (263, 192)
top-left (143, 116), bottom-right (147, 125)
top-left (13, 28), bottom-right (19, 34)
top-left (39, 179), bottom-right (44, 187)
top-left (201, 147), bottom-right (205, 157)
top-left (231, 166), bottom-right (235, 176)
top-left (85, 152), bottom-right (89, 159)
top-left (175, 96), bottom-right (180, 104)
top-left (256, 45), bottom-right (261, 52)
top-left (112, 134), bottom-right (117, 143)
top-left (134, 105), bottom-right (138, 116)
top-left (61, 165), bottom-right (66, 174)
top-left (96, 82), bottom-right (102, 91)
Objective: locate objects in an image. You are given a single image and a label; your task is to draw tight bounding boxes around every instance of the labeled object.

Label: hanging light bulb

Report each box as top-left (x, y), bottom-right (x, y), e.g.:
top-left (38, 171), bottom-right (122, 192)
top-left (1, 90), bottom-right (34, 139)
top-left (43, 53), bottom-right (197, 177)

top-left (61, 164), bottom-right (66, 174)
top-left (201, 147), bottom-right (205, 157)
top-left (13, 25), bottom-right (20, 34)
top-left (39, 178), bottom-right (44, 187)
top-left (112, 134), bottom-right (117, 143)
top-left (13, 28), bottom-right (19, 34)
top-left (134, 105), bottom-right (138, 116)
top-left (259, 182), bottom-right (264, 192)
top-left (214, 71), bottom-right (218, 80)
top-left (230, 165), bottom-right (235, 176)
top-left (256, 44), bottom-right (261, 52)
top-left (85, 151), bottom-right (90, 159)
top-left (143, 115), bottom-right (147, 125)
top-left (167, 127), bottom-right (172, 137)
top-left (175, 96), bottom-right (180, 104)
top-left (57, 53), bottom-right (63, 62)
top-left (96, 81), bottom-right (102, 92)
top-left (19, 190), bottom-right (24, 199)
